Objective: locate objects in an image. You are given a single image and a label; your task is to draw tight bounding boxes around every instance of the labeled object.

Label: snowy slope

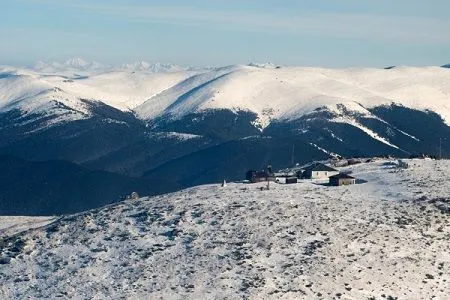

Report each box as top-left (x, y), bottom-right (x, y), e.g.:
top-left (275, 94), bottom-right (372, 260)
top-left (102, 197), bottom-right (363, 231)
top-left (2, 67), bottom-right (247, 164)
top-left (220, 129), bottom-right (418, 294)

top-left (1, 159), bottom-right (449, 299)
top-left (135, 65), bottom-right (450, 128)
top-left (0, 216), bottom-right (55, 237)
top-left (0, 71), bottom-right (91, 123)
top-left (0, 66), bottom-right (198, 121)
top-left (47, 70), bottom-right (199, 110)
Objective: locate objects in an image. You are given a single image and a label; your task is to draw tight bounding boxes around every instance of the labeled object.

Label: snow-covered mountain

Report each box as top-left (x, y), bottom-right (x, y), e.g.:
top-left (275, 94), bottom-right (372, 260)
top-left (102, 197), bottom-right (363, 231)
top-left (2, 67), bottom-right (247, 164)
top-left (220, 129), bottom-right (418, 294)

top-left (120, 61), bottom-right (189, 73)
top-left (32, 58), bottom-right (106, 73)
top-left (131, 64), bottom-right (450, 160)
top-left (0, 65), bottom-right (198, 121)
top-left (1, 159), bottom-right (449, 299)
top-left (135, 65), bottom-right (450, 128)
top-left (2, 63), bottom-right (450, 131)
top-left (31, 59), bottom-right (196, 74)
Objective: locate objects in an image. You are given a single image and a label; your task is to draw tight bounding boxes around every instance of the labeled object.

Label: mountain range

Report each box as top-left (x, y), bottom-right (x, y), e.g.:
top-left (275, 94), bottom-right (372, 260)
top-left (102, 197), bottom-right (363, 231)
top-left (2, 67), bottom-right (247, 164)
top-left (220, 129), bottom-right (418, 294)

top-left (1, 61), bottom-right (449, 214)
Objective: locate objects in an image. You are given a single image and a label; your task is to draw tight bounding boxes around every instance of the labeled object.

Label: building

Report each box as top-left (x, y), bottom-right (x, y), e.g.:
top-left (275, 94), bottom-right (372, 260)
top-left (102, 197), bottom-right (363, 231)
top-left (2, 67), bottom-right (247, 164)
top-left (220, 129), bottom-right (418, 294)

top-left (125, 192), bottom-right (140, 200)
top-left (301, 163), bottom-right (339, 180)
top-left (275, 176), bottom-right (298, 184)
top-left (329, 173), bottom-right (356, 186)
top-left (274, 171), bottom-right (297, 184)
top-left (397, 159), bottom-right (409, 169)
top-left (246, 170), bottom-right (276, 183)
top-left (285, 177), bottom-right (298, 184)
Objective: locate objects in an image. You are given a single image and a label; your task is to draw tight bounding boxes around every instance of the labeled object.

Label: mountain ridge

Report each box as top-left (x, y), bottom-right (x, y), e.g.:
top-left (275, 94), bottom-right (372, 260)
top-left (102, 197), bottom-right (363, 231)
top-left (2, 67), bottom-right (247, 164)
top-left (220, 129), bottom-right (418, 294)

top-left (2, 64), bottom-right (450, 129)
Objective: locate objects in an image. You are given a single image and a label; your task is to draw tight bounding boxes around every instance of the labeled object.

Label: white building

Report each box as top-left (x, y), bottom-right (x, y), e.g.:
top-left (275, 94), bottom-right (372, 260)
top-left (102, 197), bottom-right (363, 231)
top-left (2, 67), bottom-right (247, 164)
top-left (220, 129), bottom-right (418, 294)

top-left (301, 163), bottom-right (339, 180)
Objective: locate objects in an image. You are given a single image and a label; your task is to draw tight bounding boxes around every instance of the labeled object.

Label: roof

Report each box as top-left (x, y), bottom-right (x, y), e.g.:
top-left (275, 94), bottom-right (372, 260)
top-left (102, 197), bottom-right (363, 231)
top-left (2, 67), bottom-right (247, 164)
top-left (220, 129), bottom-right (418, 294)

top-left (329, 173), bottom-right (356, 180)
top-left (304, 163), bottom-right (338, 172)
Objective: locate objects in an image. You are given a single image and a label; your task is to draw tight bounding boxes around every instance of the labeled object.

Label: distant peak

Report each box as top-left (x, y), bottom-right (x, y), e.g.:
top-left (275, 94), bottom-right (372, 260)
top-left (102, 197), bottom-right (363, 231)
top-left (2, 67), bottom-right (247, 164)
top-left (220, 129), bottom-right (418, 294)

top-left (121, 61), bottom-right (151, 71)
top-left (64, 57), bottom-right (89, 68)
top-left (247, 62), bottom-right (281, 69)
top-left (441, 64), bottom-right (450, 68)
top-left (31, 58), bottom-right (106, 71)
top-left (121, 61), bottom-right (185, 72)
top-left (29, 59), bottom-right (201, 73)
top-left (34, 60), bottom-right (48, 70)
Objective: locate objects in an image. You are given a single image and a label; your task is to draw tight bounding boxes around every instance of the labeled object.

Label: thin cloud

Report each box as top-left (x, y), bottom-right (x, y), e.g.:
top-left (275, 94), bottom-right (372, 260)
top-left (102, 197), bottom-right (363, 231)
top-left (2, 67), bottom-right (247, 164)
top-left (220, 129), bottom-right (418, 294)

top-left (16, 0), bottom-right (450, 44)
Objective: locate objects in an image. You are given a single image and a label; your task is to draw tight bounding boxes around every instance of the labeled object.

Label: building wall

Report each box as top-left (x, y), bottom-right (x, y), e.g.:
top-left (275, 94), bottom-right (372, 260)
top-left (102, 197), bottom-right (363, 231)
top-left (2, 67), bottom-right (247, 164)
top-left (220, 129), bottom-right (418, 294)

top-left (308, 170), bottom-right (339, 179)
top-left (251, 176), bottom-right (276, 183)
top-left (285, 177), bottom-right (298, 184)
top-left (330, 178), bottom-right (356, 186)
top-left (276, 177), bottom-right (286, 184)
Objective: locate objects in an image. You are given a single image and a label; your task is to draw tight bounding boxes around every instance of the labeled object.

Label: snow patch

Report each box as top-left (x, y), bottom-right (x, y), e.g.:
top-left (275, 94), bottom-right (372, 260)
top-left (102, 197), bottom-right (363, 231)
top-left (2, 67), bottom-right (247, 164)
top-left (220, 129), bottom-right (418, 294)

top-left (309, 142), bottom-right (341, 158)
top-left (164, 132), bottom-right (202, 141)
top-left (332, 116), bottom-right (402, 150)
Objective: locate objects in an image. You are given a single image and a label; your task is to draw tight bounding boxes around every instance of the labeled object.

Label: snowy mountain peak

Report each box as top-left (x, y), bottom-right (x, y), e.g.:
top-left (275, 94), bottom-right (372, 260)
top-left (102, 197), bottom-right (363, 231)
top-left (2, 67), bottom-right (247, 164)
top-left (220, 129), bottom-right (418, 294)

top-left (122, 61), bottom-right (151, 71)
top-left (31, 59), bottom-right (106, 72)
top-left (64, 57), bottom-right (90, 68)
top-left (247, 62), bottom-right (280, 69)
top-left (121, 61), bottom-right (185, 73)
top-left (33, 60), bottom-right (48, 70)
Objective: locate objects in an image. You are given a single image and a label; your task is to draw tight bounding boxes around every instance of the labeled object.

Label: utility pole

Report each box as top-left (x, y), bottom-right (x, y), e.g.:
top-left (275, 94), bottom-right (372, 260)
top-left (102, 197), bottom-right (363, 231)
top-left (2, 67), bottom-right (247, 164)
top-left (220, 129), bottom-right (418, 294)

top-left (291, 144), bottom-right (295, 166)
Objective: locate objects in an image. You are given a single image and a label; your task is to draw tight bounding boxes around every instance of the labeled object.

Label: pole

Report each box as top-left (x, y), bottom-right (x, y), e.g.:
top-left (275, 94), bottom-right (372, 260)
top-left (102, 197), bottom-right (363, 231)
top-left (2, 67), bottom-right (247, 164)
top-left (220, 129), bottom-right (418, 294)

top-left (291, 144), bottom-right (295, 166)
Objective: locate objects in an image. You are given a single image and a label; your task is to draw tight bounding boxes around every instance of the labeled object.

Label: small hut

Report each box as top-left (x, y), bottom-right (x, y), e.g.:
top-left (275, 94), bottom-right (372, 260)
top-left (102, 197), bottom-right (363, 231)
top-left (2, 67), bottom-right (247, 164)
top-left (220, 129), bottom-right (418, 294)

top-left (126, 192), bottom-right (140, 200)
top-left (246, 168), bottom-right (276, 183)
top-left (285, 177), bottom-right (298, 184)
top-left (329, 173), bottom-right (356, 186)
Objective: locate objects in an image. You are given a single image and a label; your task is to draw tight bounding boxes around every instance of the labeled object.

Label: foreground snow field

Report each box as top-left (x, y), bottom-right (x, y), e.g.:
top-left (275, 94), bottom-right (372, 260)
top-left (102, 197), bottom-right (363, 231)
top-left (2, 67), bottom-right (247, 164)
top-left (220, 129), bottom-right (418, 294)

top-left (0, 159), bottom-right (449, 299)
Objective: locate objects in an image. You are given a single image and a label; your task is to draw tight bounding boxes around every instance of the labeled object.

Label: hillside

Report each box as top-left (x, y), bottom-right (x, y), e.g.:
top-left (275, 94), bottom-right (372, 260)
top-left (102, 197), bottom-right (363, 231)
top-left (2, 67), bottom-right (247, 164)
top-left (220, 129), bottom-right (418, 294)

top-left (1, 159), bottom-right (449, 299)
top-left (0, 155), bottom-right (171, 216)
top-left (0, 216), bottom-right (55, 236)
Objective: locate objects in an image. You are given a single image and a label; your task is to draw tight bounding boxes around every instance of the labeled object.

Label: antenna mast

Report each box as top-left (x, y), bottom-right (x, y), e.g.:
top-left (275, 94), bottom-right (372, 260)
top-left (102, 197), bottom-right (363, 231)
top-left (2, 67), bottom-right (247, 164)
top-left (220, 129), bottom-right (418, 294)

top-left (291, 144), bottom-right (295, 166)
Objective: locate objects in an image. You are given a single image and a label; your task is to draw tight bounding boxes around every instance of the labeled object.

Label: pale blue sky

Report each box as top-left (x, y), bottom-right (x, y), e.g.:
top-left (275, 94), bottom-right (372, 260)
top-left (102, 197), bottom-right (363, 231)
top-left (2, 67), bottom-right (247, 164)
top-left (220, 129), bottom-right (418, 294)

top-left (2, 0), bottom-right (450, 67)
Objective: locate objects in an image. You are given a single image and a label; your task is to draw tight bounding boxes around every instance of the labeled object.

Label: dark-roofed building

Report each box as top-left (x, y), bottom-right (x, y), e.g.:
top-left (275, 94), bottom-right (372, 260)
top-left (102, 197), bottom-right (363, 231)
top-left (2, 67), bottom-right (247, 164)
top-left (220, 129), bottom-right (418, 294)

top-left (301, 163), bottom-right (339, 179)
top-left (329, 173), bottom-right (356, 186)
top-left (246, 170), bottom-right (276, 183)
top-left (285, 177), bottom-right (298, 184)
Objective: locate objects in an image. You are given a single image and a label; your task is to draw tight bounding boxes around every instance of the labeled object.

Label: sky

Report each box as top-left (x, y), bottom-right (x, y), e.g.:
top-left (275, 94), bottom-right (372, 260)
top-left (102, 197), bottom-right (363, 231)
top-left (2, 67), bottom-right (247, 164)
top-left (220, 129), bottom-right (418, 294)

top-left (1, 0), bottom-right (450, 68)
